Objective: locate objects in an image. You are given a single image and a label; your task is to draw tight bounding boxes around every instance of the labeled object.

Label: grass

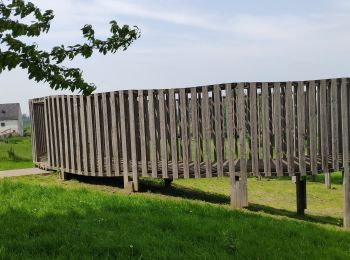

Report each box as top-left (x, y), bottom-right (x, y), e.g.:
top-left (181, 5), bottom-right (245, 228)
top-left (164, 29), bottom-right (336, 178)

top-left (0, 130), bottom-right (33, 171)
top-left (0, 173), bottom-right (349, 259)
top-left (171, 173), bottom-right (344, 226)
top-left (1, 129), bottom-right (349, 258)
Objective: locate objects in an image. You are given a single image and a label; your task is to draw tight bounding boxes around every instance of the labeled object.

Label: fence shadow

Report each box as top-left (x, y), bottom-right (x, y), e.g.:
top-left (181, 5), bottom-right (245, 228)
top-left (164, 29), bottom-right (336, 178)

top-left (139, 179), bottom-right (342, 227)
top-left (65, 174), bottom-right (342, 227)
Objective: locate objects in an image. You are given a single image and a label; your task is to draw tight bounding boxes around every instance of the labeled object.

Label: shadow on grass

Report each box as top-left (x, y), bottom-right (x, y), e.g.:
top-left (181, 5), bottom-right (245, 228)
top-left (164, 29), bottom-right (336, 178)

top-left (307, 173), bottom-right (343, 185)
top-left (66, 174), bottom-right (125, 188)
top-left (140, 178), bottom-right (342, 227)
top-left (66, 174), bottom-right (342, 227)
top-left (247, 204), bottom-right (342, 226)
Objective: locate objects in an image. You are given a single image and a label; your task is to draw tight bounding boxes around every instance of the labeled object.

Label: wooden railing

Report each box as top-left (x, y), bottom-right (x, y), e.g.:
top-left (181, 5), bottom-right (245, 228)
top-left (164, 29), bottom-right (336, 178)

top-left (29, 77), bottom-right (350, 227)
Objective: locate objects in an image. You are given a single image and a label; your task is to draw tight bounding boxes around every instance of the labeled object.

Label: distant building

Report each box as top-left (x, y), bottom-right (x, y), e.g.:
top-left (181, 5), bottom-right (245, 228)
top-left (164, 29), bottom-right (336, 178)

top-left (0, 103), bottom-right (23, 136)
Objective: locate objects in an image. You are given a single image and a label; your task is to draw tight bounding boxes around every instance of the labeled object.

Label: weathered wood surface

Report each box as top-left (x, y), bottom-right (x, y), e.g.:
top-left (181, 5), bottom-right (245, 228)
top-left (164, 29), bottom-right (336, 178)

top-left (341, 78), bottom-right (350, 227)
top-left (31, 78), bottom-right (349, 179)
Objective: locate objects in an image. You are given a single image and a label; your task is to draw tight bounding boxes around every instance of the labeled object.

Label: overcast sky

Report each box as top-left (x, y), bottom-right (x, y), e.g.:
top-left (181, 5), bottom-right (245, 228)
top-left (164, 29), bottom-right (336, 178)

top-left (1, 0), bottom-right (350, 114)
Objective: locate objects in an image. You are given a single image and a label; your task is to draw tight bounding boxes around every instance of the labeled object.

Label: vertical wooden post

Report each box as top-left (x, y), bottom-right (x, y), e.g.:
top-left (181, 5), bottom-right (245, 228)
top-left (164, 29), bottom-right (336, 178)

top-left (295, 175), bottom-right (307, 215)
top-left (320, 80), bottom-right (330, 189)
top-left (128, 90), bottom-right (139, 191)
top-left (285, 82), bottom-right (295, 176)
top-left (180, 88), bottom-right (190, 178)
top-left (250, 83), bottom-right (259, 177)
top-left (158, 89), bottom-right (168, 179)
top-left (164, 178), bottom-right (173, 188)
top-left (231, 175), bottom-right (248, 208)
top-left (262, 83), bottom-right (271, 176)
top-left (169, 89), bottom-right (179, 179)
top-left (297, 82), bottom-right (306, 177)
top-left (308, 81), bottom-right (317, 180)
top-left (191, 88), bottom-right (200, 178)
top-left (148, 90), bottom-right (158, 178)
top-left (138, 90), bottom-right (148, 177)
top-left (119, 91), bottom-right (130, 190)
top-left (202, 86), bottom-right (212, 178)
top-left (325, 173), bottom-right (331, 189)
top-left (214, 85), bottom-right (223, 177)
top-left (341, 78), bottom-right (350, 228)
top-left (237, 83), bottom-right (248, 207)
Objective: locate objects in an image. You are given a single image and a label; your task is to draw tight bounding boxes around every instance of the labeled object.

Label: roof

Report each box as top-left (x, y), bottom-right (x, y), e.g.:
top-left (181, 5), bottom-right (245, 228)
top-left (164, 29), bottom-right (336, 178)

top-left (0, 103), bottom-right (21, 121)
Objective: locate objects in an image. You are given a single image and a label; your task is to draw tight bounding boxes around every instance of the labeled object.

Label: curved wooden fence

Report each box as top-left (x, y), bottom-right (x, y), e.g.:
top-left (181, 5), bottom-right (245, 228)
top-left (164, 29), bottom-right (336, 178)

top-left (30, 77), bottom-right (350, 227)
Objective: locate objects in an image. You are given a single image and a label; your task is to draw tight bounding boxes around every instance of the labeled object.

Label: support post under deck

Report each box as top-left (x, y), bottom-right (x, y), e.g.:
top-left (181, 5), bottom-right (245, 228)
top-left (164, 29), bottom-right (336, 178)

top-left (295, 175), bottom-right (307, 215)
top-left (325, 172), bottom-right (331, 189)
top-left (231, 175), bottom-right (248, 208)
top-left (164, 179), bottom-right (173, 188)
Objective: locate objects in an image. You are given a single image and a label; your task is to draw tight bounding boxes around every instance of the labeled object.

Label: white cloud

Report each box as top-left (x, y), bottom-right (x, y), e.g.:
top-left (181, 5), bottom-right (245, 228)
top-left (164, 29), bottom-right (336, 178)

top-left (2, 0), bottom-right (350, 113)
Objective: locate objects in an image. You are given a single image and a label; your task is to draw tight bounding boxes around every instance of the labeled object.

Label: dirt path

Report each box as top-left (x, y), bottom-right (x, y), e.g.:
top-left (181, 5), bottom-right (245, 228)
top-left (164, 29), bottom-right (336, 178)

top-left (0, 168), bottom-right (50, 178)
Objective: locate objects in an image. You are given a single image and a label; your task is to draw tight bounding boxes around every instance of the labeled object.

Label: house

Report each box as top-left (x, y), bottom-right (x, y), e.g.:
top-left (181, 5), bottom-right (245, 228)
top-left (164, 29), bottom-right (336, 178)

top-left (0, 103), bottom-right (23, 136)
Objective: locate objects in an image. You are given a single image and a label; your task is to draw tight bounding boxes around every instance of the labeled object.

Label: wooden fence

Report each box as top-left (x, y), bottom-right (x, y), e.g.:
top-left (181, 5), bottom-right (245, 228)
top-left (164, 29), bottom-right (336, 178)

top-left (29, 78), bottom-right (350, 227)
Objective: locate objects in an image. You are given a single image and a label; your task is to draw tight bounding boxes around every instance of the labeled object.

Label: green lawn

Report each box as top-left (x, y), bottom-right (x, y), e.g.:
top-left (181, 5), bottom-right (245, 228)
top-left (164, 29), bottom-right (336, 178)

top-left (172, 173), bottom-right (344, 226)
top-left (1, 132), bottom-right (350, 258)
top-left (0, 173), bottom-right (349, 259)
top-left (0, 133), bottom-right (33, 171)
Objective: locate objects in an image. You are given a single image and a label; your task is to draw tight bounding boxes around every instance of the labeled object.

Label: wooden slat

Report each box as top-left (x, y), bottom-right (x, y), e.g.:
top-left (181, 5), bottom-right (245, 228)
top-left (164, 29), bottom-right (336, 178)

top-left (214, 85), bottom-right (223, 176)
top-left (66, 96), bottom-right (75, 171)
top-left (341, 78), bottom-right (350, 227)
top-left (128, 90), bottom-right (139, 189)
top-left (297, 81), bottom-right (306, 176)
top-left (43, 99), bottom-right (51, 167)
top-left (274, 82), bottom-right (282, 176)
top-left (226, 83), bottom-right (235, 178)
top-left (262, 83), bottom-right (271, 176)
top-left (61, 96), bottom-right (69, 172)
top-left (138, 90), bottom-right (148, 177)
top-left (45, 97), bottom-right (55, 168)
top-left (148, 90), bottom-right (158, 177)
top-left (317, 86), bottom-right (321, 156)
top-left (330, 78), bottom-right (339, 170)
top-left (29, 101), bottom-right (36, 163)
top-left (47, 98), bottom-right (54, 168)
top-left (320, 80), bottom-right (329, 172)
top-left (169, 89), bottom-right (179, 178)
top-left (158, 89), bottom-right (168, 178)
top-left (237, 83), bottom-right (246, 175)
top-left (56, 96), bottom-right (64, 171)
top-left (119, 91), bottom-right (129, 183)
top-left (191, 87), bottom-right (200, 178)
top-left (293, 85), bottom-right (298, 158)
top-left (308, 81), bottom-right (317, 175)
top-left (80, 95), bottom-right (88, 174)
top-left (201, 86), bottom-right (212, 177)
top-left (73, 96), bottom-right (81, 174)
top-left (180, 88), bottom-right (190, 178)
top-left (86, 96), bottom-right (95, 176)
top-left (285, 82), bottom-right (294, 175)
top-left (51, 97), bottom-right (59, 168)
top-left (249, 83), bottom-right (259, 176)
top-left (102, 93), bottom-right (112, 176)
top-left (109, 92), bottom-right (120, 176)
top-left (94, 94), bottom-right (103, 176)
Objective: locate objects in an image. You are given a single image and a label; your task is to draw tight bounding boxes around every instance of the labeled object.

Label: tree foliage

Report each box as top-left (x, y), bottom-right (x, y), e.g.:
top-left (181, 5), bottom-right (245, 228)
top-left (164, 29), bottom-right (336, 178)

top-left (0, 0), bottom-right (140, 95)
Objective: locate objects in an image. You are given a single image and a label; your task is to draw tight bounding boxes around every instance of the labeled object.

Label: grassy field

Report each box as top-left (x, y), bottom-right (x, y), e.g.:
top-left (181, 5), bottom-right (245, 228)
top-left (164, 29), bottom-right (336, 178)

top-left (0, 173), bottom-right (349, 259)
top-left (0, 131), bottom-right (33, 171)
top-left (1, 132), bottom-right (350, 258)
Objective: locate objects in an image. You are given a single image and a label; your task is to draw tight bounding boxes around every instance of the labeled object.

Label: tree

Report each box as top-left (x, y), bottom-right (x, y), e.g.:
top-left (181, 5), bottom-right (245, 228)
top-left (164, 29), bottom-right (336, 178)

top-left (0, 0), bottom-right (140, 95)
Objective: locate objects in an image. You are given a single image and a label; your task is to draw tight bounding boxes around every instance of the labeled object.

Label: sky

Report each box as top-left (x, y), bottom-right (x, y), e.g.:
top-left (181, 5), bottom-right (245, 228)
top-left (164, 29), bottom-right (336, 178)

top-left (1, 0), bottom-right (350, 114)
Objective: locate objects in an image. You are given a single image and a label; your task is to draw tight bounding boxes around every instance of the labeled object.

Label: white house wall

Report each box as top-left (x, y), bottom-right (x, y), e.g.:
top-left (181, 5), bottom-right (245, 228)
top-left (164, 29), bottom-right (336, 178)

top-left (0, 120), bottom-right (23, 136)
